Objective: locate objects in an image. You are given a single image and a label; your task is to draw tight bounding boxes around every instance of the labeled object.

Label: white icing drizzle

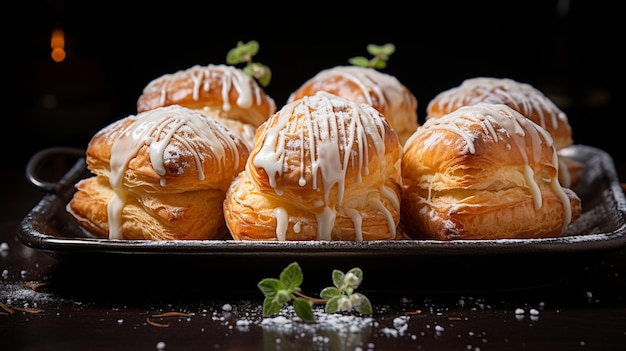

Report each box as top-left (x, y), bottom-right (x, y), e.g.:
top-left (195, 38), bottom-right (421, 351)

top-left (253, 92), bottom-right (398, 240)
top-left (428, 77), bottom-right (568, 132)
top-left (107, 105), bottom-right (242, 239)
top-left (288, 66), bottom-right (417, 138)
top-left (344, 208), bottom-right (363, 241)
top-left (274, 207), bottom-right (288, 241)
top-left (557, 155), bottom-right (572, 188)
top-left (421, 103), bottom-right (572, 230)
top-left (293, 221), bottom-right (301, 233)
top-left (143, 64), bottom-right (273, 113)
top-left (551, 151), bottom-right (573, 227)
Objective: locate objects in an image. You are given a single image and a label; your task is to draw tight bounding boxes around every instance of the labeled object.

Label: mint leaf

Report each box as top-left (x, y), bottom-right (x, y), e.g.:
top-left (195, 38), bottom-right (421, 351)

top-left (226, 40), bottom-right (259, 65)
top-left (243, 63), bottom-right (272, 87)
top-left (262, 296), bottom-right (283, 316)
top-left (257, 262), bottom-right (373, 321)
top-left (226, 40), bottom-right (271, 86)
top-left (345, 268), bottom-right (363, 288)
top-left (349, 43), bottom-right (395, 69)
top-left (320, 286), bottom-right (340, 300)
top-left (325, 295), bottom-right (341, 314)
top-left (367, 43), bottom-right (395, 56)
top-left (332, 270), bottom-right (344, 288)
top-left (353, 293), bottom-right (373, 315)
top-left (348, 56), bottom-right (370, 67)
top-left (257, 278), bottom-right (284, 297)
top-left (293, 297), bottom-right (315, 321)
top-left (373, 60), bottom-right (387, 70)
top-left (280, 262), bottom-right (304, 290)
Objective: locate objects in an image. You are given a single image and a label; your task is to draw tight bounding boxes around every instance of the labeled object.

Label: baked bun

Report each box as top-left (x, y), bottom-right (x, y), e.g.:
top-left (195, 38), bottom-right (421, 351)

top-left (136, 64), bottom-right (277, 149)
top-left (401, 102), bottom-right (582, 240)
top-left (67, 105), bottom-right (250, 240)
top-left (224, 91), bottom-right (403, 241)
top-left (425, 77), bottom-right (582, 187)
top-left (287, 66), bottom-right (418, 145)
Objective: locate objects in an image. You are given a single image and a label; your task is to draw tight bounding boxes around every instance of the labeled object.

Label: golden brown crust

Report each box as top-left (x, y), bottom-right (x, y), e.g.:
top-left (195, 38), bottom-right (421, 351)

top-left (136, 64), bottom-right (276, 149)
top-left (67, 105), bottom-right (250, 240)
top-left (426, 77), bottom-right (572, 150)
top-left (287, 66), bottom-right (418, 145)
top-left (224, 91), bottom-right (403, 241)
top-left (425, 77), bottom-right (582, 187)
top-left (401, 103), bottom-right (582, 240)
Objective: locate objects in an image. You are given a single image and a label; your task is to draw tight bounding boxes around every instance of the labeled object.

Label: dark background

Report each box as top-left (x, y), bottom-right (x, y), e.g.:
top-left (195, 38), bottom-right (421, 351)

top-left (9, 1), bottom-right (621, 171)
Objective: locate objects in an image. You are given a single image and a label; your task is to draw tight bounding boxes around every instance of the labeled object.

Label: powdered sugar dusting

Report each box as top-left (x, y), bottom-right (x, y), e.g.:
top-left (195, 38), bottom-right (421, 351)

top-left (251, 91), bottom-right (400, 240)
top-left (106, 105), bottom-right (243, 239)
top-left (427, 77), bottom-right (568, 137)
top-left (0, 283), bottom-right (62, 308)
top-left (141, 64), bottom-right (276, 116)
top-left (287, 65), bottom-right (418, 144)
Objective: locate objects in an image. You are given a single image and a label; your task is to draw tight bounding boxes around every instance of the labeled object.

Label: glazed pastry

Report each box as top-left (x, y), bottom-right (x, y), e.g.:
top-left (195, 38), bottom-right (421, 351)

top-left (287, 66), bottom-right (418, 145)
top-left (425, 77), bottom-right (582, 187)
top-left (67, 105), bottom-right (250, 240)
top-left (401, 102), bottom-right (582, 240)
top-left (136, 64), bottom-right (277, 150)
top-left (224, 91), bottom-right (403, 241)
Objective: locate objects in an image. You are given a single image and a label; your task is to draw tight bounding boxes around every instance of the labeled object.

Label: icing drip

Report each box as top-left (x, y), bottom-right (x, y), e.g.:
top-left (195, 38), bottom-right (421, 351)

top-left (344, 208), bottom-right (363, 241)
top-left (422, 103), bottom-right (572, 230)
top-left (274, 207), bottom-right (288, 241)
top-left (107, 105), bottom-right (241, 239)
top-left (253, 92), bottom-right (397, 240)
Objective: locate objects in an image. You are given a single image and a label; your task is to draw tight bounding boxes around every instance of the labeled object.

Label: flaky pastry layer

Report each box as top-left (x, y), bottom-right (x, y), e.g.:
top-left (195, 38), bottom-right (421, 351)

top-left (401, 103), bottom-right (582, 240)
top-left (67, 105), bottom-right (250, 240)
top-left (425, 77), bottom-right (582, 187)
top-left (224, 91), bottom-right (403, 241)
top-left (136, 64), bottom-right (276, 150)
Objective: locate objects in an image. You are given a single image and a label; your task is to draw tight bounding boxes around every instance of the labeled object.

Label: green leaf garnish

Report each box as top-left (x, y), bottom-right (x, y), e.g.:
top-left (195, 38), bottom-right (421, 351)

top-left (352, 293), bottom-right (373, 315)
top-left (279, 261), bottom-right (303, 289)
top-left (332, 269), bottom-right (345, 288)
top-left (320, 286), bottom-right (340, 300)
top-left (293, 297), bottom-right (315, 321)
top-left (226, 40), bottom-right (259, 65)
top-left (257, 261), bottom-right (372, 322)
top-left (325, 295), bottom-right (341, 314)
top-left (348, 43), bottom-right (396, 69)
top-left (226, 40), bottom-right (272, 87)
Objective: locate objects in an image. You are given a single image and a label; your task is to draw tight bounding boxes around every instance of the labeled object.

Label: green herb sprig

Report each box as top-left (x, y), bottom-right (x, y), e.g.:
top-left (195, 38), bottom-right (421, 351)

top-left (226, 40), bottom-right (272, 87)
top-left (257, 262), bottom-right (372, 322)
top-left (348, 43), bottom-right (396, 70)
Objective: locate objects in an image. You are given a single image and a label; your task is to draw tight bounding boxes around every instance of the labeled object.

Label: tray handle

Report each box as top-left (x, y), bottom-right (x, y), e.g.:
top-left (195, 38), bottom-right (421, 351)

top-left (26, 147), bottom-right (87, 194)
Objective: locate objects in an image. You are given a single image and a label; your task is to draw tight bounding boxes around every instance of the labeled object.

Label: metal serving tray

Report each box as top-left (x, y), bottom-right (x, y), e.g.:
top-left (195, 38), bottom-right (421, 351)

top-left (16, 145), bottom-right (626, 294)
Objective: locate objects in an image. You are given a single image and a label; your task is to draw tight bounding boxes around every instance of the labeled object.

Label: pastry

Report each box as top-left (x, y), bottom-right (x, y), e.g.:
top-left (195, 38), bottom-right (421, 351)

top-left (136, 64), bottom-right (277, 150)
top-left (224, 91), bottom-right (404, 241)
top-left (287, 65), bottom-right (418, 145)
top-left (425, 77), bottom-right (582, 187)
top-left (401, 102), bottom-right (582, 240)
top-left (67, 105), bottom-right (250, 240)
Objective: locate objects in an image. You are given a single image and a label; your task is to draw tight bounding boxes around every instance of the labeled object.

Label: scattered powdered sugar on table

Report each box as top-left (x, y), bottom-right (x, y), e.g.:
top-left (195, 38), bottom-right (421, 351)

top-left (0, 283), bottom-right (61, 309)
top-left (215, 301), bottom-right (375, 333)
top-left (206, 300), bottom-right (411, 349)
top-left (260, 305), bottom-right (374, 332)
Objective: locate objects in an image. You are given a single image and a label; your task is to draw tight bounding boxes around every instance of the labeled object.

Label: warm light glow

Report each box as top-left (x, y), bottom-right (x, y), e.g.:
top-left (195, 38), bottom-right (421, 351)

top-left (51, 28), bottom-right (65, 49)
top-left (50, 28), bottom-right (66, 62)
top-left (51, 47), bottom-right (66, 62)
